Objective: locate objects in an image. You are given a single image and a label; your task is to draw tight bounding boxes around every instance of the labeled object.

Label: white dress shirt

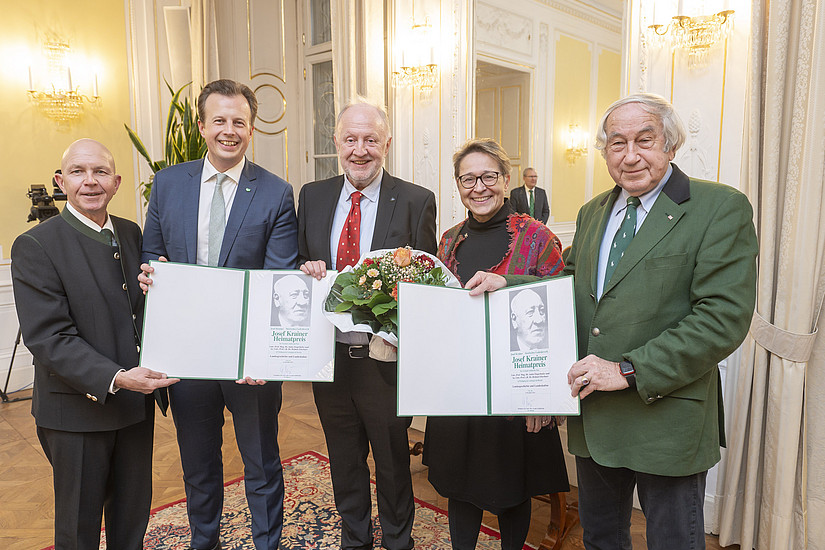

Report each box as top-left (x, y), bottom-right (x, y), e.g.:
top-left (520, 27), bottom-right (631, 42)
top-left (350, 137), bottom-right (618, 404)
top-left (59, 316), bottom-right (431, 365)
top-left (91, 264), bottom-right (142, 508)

top-left (329, 169), bottom-right (384, 345)
top-left (65, 201), bottom-right (115, 234)
top-left (596, 164), bottom-right (673, 299)
top-left (328, 169), bottom-right (383, 270)
top-left (196, 156), bottom-right (245, 266)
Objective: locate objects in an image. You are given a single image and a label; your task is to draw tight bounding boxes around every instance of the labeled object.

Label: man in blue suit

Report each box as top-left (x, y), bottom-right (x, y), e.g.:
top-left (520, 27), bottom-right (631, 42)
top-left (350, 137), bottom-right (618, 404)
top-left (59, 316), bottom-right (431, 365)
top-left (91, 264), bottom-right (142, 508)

top-left (141, 79), bottom-right (298, 550)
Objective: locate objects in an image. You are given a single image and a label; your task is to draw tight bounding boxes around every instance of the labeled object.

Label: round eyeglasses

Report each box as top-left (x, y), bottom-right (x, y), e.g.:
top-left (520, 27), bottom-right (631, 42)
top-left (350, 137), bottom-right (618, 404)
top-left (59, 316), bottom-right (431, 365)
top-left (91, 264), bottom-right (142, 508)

top-left (457, 171), bottom-right (501, 189)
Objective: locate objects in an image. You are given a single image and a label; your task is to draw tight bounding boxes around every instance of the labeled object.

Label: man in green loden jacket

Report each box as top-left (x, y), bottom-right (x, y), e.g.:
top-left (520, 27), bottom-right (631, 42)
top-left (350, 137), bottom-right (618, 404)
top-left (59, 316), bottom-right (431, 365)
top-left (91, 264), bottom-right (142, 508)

top-left (563, 93), bottom-right (758, 550)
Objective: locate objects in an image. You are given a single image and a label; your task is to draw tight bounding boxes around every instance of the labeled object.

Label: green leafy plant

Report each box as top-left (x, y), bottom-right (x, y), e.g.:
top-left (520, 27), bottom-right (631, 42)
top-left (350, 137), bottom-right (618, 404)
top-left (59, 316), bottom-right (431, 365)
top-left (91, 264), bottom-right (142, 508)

top-left (125, 81), bottom-right (207, 203)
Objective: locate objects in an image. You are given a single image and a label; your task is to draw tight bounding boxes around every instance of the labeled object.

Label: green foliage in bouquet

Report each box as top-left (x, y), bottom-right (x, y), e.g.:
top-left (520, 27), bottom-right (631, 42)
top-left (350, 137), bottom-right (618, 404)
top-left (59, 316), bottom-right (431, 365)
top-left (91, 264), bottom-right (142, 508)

top-left (324, 247), bottom-right (449, 337)
top-left (124, 81), bottom-right (207, 203)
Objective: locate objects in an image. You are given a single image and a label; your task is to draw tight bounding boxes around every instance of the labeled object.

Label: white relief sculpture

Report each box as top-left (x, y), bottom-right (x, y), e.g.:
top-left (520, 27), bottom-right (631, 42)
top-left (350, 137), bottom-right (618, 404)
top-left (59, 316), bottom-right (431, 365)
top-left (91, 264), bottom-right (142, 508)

top-left (638, 15), bottom-right (649, 93)
top-left (417, 127), bottom-right (438, 194)
top-left (452, 0), bottom-right (463, 221)
top-left (540, 22), bottom-right (549, 52)
top-left (475, 2), bottom-right (533, 55)
top-left (680, 109), bottom-right (714, 180)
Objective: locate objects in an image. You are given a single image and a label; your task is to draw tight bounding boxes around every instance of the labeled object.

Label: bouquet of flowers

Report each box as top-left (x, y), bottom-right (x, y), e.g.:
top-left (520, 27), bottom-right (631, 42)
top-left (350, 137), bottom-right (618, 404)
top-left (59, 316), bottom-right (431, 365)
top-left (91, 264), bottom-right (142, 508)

top-left (324, 247), bottom-right (460, 347)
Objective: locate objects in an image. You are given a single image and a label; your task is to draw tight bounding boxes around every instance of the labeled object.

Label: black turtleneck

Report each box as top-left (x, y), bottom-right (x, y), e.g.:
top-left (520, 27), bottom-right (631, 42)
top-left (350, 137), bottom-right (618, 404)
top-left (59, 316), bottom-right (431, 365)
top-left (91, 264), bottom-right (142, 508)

top-left (454, 201), bottom-right (514, 284)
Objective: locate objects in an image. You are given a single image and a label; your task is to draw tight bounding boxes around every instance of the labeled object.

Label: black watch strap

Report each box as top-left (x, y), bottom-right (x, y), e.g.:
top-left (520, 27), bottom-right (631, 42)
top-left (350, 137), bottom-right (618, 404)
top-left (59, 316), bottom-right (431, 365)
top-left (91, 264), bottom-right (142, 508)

top-left (619, 360), bottom-right (637, 388)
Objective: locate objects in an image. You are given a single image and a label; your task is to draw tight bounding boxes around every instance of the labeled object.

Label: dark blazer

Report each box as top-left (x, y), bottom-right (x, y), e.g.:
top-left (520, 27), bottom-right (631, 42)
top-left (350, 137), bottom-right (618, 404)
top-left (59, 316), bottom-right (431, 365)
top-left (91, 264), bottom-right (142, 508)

top-left (11, 210), bottom-right (151, 431)
top-left (510, 185), bottom-right (549, 224)
top-left (142, 158), bottom-right (297, 269)
top-left (297, 170), bottom-right (436, 549)
top-left (297, 171), bottom-right (438, 263)
top-left (563, 164), bottom-right (757, 476)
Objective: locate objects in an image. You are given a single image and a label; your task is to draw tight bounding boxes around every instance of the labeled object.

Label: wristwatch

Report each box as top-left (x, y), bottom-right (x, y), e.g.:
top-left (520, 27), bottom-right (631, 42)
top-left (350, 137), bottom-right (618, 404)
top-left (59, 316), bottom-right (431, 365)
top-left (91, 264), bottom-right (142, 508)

top-left (619, 360), bottom-right (637, 388)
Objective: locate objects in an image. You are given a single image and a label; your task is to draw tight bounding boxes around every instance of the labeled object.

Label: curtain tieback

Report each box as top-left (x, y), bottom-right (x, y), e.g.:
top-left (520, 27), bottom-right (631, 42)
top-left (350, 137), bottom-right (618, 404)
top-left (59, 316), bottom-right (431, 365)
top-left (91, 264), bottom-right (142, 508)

top-left (749, 310), bottom-right (818, 363)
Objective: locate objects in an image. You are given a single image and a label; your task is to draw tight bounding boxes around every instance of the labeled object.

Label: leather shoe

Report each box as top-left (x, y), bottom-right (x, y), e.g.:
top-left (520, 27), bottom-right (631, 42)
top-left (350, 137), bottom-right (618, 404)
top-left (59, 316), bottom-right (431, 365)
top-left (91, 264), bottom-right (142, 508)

top-left (190, 543), bottom-right (221, 550)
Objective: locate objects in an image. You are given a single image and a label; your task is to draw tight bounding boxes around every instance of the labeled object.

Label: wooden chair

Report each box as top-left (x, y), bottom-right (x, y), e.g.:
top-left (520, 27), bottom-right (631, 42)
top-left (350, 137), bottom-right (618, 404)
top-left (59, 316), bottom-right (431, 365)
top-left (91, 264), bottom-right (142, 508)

top-left (533, 492), bottom-right (579, 550)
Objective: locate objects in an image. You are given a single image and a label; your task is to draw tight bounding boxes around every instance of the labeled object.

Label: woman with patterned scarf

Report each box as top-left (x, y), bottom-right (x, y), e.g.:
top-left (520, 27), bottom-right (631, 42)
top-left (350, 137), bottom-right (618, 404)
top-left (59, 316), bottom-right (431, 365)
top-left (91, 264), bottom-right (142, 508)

top-left (423, 138), bottom-right (569, 550)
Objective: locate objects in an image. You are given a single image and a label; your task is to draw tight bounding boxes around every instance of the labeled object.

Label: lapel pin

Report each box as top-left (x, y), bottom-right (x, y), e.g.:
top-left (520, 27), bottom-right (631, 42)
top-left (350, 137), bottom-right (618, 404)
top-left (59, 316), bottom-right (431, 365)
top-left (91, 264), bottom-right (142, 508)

top-left (245, 187), bottom-right (251, 192)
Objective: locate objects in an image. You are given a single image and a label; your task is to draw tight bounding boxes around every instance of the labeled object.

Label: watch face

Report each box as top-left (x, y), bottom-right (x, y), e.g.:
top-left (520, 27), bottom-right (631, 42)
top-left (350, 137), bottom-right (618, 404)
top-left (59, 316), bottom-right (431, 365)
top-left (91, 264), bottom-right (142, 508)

top-left (620, 361), bottom-right (635, 376)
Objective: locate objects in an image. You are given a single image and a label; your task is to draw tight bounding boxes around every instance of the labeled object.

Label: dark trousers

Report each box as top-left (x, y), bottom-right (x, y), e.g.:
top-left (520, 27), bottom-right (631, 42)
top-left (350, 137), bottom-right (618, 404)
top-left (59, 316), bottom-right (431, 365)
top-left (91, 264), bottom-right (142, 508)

top-left (447, 498), bottom-right (532, 550)
top-left (312, 344), bottom-right (415, 550)
top-left (576, 456), bottom-right (707, 550)
top-left (38, 415), bottom-right (154, 550)
top-left (169, 379), bottom-right (284, 550)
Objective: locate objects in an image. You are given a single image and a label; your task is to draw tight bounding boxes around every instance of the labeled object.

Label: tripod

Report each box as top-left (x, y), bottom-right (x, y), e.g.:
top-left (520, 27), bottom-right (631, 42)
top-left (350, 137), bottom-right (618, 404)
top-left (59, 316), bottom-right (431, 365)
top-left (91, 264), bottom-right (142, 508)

top-left (3, 179), bottom-right (64, 404)
top-left (1, 326), bottom-right (31, 403)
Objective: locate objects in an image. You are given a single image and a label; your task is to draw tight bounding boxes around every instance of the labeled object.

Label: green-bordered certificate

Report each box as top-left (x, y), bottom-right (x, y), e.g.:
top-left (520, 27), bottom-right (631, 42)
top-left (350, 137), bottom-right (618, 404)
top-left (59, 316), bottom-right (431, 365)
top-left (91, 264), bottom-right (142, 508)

top-left (140, 261), bottom-right (336, 381)
top-left (396, 276), bottom-right (579, 415)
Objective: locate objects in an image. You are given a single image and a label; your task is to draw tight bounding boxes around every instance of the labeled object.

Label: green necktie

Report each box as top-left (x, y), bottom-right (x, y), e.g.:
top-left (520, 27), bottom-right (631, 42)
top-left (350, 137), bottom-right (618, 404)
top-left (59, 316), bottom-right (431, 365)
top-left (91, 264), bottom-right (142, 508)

top-left (604, 196), bottom-right (641, 285)
top-left (528, 188), bottom-right (535, 218)
top-left (100, 228), bottom-right (116, 246)
top-left (208, 173), bottom-right (228, 266)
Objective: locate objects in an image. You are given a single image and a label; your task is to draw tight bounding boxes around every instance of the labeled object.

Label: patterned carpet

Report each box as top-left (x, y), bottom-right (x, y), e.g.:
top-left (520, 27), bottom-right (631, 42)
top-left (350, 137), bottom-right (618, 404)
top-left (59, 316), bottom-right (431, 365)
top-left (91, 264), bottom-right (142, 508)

top-left (59, 451), bottom-right (514, 549)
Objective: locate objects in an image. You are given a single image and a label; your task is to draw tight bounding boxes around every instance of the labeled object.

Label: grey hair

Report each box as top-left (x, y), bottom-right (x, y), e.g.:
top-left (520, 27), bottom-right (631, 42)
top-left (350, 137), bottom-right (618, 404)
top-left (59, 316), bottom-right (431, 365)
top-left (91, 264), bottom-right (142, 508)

top-left (335, 96), bottom-right (392, 140)
top-left (594, 93), bottom-right (686, 157)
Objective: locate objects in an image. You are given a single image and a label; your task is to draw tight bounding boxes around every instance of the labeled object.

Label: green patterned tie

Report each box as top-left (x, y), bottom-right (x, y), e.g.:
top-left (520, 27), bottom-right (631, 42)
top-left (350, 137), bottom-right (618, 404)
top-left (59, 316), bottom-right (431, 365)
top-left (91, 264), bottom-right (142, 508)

top-left (100, 228), bottom-right (116, 246)
top-left (604, 196), bottom-right (641, 285)
top-left (529, 188), bottom-right (535, 218)
top-left (208, 173), bottom-right (228, 266)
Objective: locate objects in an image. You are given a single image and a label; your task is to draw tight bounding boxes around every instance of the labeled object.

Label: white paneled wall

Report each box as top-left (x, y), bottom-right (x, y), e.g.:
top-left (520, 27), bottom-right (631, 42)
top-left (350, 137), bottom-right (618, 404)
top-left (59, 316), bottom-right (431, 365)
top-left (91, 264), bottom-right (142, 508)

top-left (0, 261), bottom-right (34, 396)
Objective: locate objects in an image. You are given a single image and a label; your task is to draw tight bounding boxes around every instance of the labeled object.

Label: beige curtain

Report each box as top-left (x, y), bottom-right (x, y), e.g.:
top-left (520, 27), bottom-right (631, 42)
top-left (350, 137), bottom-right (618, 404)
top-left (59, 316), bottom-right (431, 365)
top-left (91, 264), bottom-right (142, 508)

top-left (331, 0), bottom-right (359, 112)
top-left (716, 0), bottom-right (825, 548)
top-left (190, 0), bottom-right (220, 94)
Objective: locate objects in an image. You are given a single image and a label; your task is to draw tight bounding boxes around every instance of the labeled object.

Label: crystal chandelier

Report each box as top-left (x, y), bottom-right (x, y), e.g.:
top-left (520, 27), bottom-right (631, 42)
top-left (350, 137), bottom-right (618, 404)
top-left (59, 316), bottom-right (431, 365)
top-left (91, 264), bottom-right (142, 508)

top-left (648, 10), bottom-right (735, 69)
top-left (27, 40), bottom-right (100, 124)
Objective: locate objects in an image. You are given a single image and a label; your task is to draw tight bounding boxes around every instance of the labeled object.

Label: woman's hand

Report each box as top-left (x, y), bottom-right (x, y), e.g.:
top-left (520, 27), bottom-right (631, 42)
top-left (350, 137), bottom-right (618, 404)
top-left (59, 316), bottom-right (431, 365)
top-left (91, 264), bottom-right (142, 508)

top-left (525, 416), bottom-right (555, 433)
top-left (465, 271), bottom-right (507, 296)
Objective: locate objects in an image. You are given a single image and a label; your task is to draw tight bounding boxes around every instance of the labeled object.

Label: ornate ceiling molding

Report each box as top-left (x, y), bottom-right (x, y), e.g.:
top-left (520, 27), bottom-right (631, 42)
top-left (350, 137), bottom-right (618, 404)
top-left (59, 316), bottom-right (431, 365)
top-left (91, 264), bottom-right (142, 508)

top-left (536, 0), bottom-right (622, 34)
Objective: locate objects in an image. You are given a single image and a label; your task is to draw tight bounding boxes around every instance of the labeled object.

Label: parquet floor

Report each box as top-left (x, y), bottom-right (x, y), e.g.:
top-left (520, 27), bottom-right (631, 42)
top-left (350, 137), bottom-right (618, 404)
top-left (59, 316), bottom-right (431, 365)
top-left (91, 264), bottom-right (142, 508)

top-left (0, 382), bottom-right (736, 549)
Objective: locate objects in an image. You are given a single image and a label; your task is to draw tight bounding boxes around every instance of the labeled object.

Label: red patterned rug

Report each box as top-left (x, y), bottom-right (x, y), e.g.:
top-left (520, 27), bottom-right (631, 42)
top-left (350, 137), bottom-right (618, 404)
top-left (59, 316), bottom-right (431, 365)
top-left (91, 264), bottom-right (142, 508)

top-left (46, 451), bottom-right (520, 549)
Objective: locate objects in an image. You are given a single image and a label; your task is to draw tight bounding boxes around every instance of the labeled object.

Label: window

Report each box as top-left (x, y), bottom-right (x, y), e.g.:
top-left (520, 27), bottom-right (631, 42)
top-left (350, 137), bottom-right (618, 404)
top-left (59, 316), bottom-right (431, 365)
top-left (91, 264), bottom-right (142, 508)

top-left (304, 0), bottom-right (337, 181)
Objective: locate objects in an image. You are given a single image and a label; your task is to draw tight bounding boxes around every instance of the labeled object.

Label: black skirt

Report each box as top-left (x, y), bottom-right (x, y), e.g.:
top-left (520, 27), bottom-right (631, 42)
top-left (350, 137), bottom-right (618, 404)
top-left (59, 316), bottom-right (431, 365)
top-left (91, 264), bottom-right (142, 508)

top-left (422, 415), bottom-right (570, 509)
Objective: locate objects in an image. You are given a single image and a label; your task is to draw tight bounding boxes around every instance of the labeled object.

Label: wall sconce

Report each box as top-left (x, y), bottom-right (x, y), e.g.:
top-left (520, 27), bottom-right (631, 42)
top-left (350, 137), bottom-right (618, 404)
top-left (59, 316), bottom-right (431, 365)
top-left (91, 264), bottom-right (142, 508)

top-left (564, 124), bottom-right (588, 166)
top-left (648, 9), bottom-right (735, 69)
top-left (392, 17), bottom-right (438, 102)
top-left (27, 40), bottom-right (100, 124)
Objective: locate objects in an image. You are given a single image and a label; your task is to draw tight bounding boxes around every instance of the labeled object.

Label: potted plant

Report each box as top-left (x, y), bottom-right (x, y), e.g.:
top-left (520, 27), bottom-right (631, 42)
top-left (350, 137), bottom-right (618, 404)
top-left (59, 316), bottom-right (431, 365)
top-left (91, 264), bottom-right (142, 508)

top-left (125, 81), bottom-right (207, 203)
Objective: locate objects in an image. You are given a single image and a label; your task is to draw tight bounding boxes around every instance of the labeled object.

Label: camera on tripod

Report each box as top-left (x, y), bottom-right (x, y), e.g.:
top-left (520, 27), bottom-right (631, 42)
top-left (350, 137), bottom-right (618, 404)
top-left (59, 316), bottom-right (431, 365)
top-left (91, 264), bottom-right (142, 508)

top-left (27, 171), bottom-right (67, 223)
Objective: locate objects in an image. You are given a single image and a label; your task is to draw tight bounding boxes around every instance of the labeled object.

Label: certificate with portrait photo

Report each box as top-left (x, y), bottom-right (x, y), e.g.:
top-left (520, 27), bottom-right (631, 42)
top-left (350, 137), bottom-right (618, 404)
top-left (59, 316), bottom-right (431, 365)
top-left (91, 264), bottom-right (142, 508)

top-left (396, 276), bottom-right (579, 416)
top-left (242, 270), bottom-right (335, 381)
top-left (140, 262), bottom-right (335, 381)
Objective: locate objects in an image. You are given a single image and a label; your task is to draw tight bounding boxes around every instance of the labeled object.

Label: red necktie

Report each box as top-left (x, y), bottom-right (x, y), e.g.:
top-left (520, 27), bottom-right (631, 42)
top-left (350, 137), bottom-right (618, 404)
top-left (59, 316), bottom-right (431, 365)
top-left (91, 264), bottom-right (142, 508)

top-left (336, 191), bottom-right (363, 269)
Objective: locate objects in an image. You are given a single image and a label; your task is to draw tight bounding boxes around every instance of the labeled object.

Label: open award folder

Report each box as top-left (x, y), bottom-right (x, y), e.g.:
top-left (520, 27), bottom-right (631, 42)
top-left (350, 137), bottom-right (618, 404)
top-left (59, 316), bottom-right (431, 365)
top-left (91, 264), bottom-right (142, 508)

top-left (396, 276), bottom-right (580, 416)
top-left (140, 261), bottom-right (336, 381)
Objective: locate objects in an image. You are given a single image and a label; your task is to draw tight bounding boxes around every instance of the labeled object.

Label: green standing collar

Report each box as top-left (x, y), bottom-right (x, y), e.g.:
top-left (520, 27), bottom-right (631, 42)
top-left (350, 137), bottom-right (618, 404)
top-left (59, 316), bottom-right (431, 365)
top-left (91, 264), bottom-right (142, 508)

top-left (60, 207), bottom-right (117, 246)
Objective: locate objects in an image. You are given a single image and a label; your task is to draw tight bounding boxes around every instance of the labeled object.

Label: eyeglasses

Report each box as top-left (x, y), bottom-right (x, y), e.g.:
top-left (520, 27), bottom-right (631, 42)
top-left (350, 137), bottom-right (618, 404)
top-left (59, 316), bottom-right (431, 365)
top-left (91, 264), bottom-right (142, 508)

top-left (457, 171), bottom-right (501, 189)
